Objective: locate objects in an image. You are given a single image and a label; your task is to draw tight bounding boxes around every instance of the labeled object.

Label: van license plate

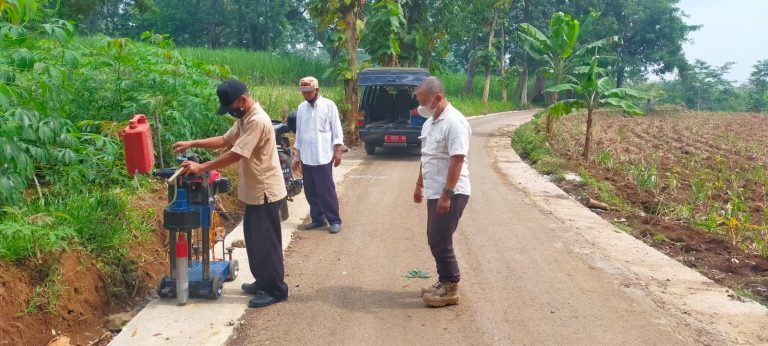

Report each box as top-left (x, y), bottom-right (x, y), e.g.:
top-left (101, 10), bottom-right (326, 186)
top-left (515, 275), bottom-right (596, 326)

top-left (384, 135), bottom-right (406, 143)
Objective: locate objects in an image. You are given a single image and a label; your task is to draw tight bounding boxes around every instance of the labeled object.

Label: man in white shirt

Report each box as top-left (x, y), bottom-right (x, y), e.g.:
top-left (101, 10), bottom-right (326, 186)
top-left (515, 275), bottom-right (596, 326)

top-left (413, 76), bottom-right (471, 307)
top-left (292, 76), bottom-right (344, 234)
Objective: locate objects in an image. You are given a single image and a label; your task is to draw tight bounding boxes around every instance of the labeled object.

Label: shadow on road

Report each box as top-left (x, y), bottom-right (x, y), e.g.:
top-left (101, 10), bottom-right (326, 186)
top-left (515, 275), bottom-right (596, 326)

top-left (362, 147), bottom-right (422, 162)
top-left (294, 285), bottom-right (426, 312)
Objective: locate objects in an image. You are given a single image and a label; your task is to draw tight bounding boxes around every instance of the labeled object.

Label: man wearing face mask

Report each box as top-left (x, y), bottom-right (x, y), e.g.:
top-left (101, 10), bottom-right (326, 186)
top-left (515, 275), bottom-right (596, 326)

top-left (413, 76), bottom-right (471, 308)
top-left (292, 76), bottom-right (344, 234)
top-left (172, 79), bottom-right (289, 308)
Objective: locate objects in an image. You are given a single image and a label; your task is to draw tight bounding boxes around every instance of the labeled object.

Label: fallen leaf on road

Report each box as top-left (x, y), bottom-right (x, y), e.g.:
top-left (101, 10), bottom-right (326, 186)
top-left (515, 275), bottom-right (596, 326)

top-left (405, 270), bottom-right (430, 279)
top-left (402, 269), bottom-right (431, 287)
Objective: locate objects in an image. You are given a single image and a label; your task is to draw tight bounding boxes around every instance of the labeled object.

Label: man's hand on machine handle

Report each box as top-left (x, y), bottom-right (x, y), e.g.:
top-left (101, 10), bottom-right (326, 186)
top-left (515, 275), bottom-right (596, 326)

top-left (180, 160), bottom-right (204, 175)
top-left (172, 141), bottom-right (194, 153)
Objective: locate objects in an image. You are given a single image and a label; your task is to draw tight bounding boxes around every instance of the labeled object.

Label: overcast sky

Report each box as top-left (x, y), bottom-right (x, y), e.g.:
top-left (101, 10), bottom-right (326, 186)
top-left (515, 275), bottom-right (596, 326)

top-left (678, 0), bottom-right (768, 84)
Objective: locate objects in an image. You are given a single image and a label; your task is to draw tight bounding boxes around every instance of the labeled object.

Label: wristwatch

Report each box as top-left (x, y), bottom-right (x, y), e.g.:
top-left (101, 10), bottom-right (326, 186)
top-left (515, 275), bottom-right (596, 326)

top-left (442, 187), bottom-right (455, 197)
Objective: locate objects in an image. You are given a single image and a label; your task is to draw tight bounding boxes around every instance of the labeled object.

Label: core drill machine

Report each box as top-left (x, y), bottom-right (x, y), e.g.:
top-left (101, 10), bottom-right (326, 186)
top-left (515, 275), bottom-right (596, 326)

top-left (122, 114), bottom-right (239, 304)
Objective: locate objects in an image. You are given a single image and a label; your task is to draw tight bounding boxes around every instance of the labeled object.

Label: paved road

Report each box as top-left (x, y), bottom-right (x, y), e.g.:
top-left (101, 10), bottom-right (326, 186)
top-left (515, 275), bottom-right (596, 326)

top-left (227, 111), bottom-right (767, 345)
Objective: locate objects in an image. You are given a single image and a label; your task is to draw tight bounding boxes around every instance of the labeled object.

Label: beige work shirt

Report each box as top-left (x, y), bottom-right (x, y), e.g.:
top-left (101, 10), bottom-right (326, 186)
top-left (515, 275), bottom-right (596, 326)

top-left (222, 102), bottom-right (287, 205)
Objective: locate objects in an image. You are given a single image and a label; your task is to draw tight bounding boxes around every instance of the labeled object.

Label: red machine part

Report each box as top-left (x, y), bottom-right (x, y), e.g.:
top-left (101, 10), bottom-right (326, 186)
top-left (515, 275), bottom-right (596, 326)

top-left (175, 233), bottom-right (189, 304)
top-left (209, 170), bottom-right (220, 184)
top-left (122, 114), bottom-right (155, 175)
top-left (176, 233), bottom-right (188, 258)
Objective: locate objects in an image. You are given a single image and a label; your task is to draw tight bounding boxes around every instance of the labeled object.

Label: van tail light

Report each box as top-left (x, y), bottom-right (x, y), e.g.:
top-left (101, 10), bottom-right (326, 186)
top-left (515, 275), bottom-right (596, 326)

top-left (357, 112), bottom-right (365, 126)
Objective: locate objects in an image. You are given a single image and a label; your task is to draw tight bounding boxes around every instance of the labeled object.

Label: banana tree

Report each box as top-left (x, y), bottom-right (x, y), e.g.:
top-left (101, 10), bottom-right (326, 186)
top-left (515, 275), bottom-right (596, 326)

top-left (361, 0), bottom-right (406, 67)
top-left (518, 12), bottom-right (618, 141)
top-left (542, 56), bottom-right (650, 160)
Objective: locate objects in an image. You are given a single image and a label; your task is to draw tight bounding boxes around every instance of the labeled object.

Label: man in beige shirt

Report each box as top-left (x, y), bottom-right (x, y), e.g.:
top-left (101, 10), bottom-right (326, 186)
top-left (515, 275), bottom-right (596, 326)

top-left (172, 79), bottom-right (288, 308)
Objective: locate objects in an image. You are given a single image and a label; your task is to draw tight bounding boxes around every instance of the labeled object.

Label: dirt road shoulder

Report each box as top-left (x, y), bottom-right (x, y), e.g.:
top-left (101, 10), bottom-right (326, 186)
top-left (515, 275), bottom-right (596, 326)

top-left (489, 123), bottom-right (768, 344)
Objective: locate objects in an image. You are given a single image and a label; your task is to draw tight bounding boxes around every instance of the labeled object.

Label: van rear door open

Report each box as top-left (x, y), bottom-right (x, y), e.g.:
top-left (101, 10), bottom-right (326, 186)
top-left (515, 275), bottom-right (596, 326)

top-left (357, 68), bottom-right (430, 155)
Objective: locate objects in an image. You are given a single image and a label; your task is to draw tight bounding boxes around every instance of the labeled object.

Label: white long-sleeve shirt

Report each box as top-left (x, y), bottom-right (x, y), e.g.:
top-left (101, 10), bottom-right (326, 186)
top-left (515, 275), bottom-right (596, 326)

top-left (294, 95), bottom-right (344, 166)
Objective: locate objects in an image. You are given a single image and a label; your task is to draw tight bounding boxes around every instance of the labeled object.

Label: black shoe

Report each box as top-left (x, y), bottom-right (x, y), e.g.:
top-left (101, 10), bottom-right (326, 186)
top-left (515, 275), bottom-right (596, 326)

top-left (248, 291), bottom-right (287, 308)
top-left (241, 281), bottom-right (264, 295)
top-left (302, 220), bottom-right (328, 230)
top-left (329, 223), bottom-right (341, 234)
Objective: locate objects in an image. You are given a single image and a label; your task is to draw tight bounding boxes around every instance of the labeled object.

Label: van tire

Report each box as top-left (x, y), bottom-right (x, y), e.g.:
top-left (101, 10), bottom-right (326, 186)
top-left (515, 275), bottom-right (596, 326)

top-left (365, 141), bottom-right (376, 155)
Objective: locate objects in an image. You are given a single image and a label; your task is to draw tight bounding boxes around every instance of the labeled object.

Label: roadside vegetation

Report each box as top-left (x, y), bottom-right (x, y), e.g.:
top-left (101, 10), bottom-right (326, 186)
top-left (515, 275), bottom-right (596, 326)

top-left (514, 111), bottom-right (768, 304)
top-left (0, 5), bottom-right (237, 266)
top-left (508, 6), bottom-right (768, 305)
top-left (3, 0), bottom-right (765, 342)
top-left (1, 0), bottom-right (519, 343)
top-left (0, 2), bottom-right (315, 344)
top-left (178, 47), bottom-right (516, 117)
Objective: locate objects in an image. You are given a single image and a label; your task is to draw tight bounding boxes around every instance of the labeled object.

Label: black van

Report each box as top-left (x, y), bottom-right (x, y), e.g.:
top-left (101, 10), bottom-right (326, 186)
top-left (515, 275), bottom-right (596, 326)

top-left (356, 68), bottom-right (430, 155)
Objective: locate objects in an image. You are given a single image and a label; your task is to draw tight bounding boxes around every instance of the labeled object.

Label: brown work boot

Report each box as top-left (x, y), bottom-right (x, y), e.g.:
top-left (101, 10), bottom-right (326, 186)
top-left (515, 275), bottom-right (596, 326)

top-left (420, 281), bottom-right (444, 297)
top-left (422, 282), bottom-right (459, 307)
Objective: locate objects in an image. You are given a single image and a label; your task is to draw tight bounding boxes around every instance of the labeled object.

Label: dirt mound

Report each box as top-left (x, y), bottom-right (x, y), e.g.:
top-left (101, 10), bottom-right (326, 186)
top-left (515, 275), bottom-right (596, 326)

top-left (0, 251), bottom-right (114, 345)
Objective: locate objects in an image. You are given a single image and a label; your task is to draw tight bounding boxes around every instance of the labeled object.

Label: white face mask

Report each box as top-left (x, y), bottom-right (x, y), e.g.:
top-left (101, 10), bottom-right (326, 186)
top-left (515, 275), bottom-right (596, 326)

top-left (417, 96), bottom-right (437, 118)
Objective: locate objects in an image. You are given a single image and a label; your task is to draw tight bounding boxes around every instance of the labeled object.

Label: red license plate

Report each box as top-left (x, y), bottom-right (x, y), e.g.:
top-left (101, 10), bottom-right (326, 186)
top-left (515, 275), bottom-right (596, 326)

top-left (384, 135), bottom-right (406, 143)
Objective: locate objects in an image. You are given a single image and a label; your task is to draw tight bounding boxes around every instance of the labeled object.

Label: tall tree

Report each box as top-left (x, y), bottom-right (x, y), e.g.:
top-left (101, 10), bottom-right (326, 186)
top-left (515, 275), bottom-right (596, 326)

top-left (572, 0), bottom-right (699, 87)
top-left (500, 24), bottom-right (508, 102)
top-left (398, 0), bottom-right (454, 72)
top-left (59, 0), bottom-right (298, 51)
top-left (309, 0), bottom-right (365, 142)
top-left (462, 35), bottom-right (480, 95)
top-left (512, 0), bottom-right (534, 108)
top-left (361, 0), bottom-right (406, 67)
top-left (680, 59), bottom-right (739, 111)
top-left (483, 5), bottom-right (498, 106)
top-left (748, 60), bottom-right (768, 113)
top-left (56, 0), bottom-right (153, 36)
top-left (452, 2), bottom-right (494, 95)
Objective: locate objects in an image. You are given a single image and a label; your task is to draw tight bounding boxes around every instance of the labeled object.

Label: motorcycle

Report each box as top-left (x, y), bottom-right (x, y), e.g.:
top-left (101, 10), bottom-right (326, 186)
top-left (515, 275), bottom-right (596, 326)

top-left (273, 112), bottom-right (302, 221)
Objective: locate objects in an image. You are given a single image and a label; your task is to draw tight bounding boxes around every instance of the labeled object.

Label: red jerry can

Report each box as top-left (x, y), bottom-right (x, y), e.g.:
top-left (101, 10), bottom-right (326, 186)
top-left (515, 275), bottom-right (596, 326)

top-left (122, 114), bottom-right (155, 175)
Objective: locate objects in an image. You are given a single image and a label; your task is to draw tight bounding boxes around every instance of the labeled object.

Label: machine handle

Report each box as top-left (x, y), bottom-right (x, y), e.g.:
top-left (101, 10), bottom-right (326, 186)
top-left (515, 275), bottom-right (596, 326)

top-left (167, 167), bottom-right (185, 183)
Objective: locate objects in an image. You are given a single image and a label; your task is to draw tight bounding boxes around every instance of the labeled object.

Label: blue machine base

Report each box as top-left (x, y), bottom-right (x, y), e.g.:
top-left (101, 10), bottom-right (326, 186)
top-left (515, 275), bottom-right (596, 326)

top-left (157, 260), bottom-right (236, 299)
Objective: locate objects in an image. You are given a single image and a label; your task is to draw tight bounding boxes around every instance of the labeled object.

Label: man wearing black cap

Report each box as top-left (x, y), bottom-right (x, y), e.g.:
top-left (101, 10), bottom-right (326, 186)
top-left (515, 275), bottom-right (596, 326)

top-left (172, 79), bottom-right (289, 308)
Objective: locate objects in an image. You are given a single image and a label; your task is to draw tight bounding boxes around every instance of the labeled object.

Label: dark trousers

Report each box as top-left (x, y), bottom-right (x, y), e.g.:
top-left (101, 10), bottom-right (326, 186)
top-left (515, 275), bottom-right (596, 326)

top-left (243, 199), bottom-right (288, 299)
top-left (302, 161), bottom-right (342, 225)
top-left (427, 194), bottom-right (469, 283)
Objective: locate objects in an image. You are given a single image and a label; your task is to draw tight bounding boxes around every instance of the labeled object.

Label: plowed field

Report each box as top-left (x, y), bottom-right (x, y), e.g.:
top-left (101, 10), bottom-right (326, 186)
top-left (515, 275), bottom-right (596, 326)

top-left (549, 111), bottom-right (768, 303)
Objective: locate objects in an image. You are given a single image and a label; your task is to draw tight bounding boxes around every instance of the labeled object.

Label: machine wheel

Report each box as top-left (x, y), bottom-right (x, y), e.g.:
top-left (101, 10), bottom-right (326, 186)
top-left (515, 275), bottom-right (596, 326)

top-left (365, 141), bottom-right (376, 155)
top-left (279, 199), bottom-right (289, 221)
top-left (227, 260), bottom-right (239, 282)
top-left (210, 276), bottom-right (223, 299)
top-left (157, 276), bottom-right (175, 298)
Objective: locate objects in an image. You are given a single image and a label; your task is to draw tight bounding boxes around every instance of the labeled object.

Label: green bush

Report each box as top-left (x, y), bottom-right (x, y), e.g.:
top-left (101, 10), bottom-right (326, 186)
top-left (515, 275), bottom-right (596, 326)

top-left (511, 121), bottom-right (552, 164)
top-left (534, 156), bottom-right (566, 176)
top-left (1, 13), bottom-right (243, 205)
top-left (0, 190), bottom-right (151, 262)
top-left (0, 212), bottom-right (76, 262)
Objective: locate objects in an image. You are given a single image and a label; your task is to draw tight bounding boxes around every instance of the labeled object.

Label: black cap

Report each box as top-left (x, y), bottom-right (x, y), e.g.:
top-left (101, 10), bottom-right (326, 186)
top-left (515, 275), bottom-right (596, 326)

top-left (216, 79), bottom-right (248, 115)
